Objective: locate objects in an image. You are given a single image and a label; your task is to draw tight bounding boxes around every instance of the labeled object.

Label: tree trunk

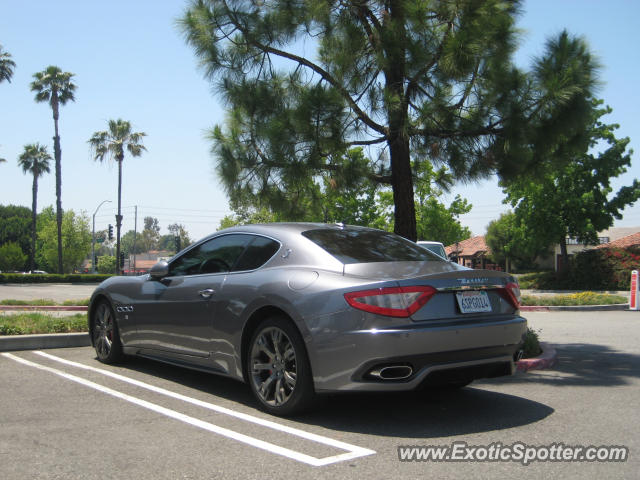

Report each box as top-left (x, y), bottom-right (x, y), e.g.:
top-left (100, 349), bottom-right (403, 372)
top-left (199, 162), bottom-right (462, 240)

top-left (389, 135), bottom-right (417, 241)
top-left (559, 237), bottom-right (569, 273)
top-left (30, 174), bottom-right (37, 272)
top-left (115, 156), bottom-right (123, 275)
top-left (52, 95), bottom-right (63, 274)
top-left (385, 0), bottom-right (417, 242)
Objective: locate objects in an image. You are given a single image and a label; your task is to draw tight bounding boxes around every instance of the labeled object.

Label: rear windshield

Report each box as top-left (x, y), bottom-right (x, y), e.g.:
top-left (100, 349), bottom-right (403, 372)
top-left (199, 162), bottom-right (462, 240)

top-left (301, 228), bottom-right (440, 264)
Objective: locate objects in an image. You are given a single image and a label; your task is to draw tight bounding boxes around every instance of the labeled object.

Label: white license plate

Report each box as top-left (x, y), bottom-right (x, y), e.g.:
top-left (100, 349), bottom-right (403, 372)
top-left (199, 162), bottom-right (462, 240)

top-left (456, 291), bottom-right (492, 314)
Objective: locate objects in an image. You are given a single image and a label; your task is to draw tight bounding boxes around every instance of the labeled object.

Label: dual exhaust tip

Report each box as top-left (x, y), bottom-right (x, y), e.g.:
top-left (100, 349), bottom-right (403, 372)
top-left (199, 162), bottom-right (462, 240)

top-left (369, 364), bottom-right (413, 381)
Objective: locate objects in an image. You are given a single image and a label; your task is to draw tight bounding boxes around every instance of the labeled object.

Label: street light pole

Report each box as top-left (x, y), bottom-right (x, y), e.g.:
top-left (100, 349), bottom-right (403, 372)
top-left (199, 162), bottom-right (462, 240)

top-left (92, 200), bottom-right (112, 274)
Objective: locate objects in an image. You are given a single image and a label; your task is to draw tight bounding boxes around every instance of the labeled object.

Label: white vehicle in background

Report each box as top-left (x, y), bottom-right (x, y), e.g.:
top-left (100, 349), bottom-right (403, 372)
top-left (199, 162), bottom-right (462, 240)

top-left (417, 240), bottom-right (447, 260)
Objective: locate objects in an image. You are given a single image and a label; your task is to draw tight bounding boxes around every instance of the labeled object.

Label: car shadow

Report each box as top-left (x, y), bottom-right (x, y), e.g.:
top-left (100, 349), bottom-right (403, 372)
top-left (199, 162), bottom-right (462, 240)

top-left (110, 355), bottom-right (554, 439)
top-left (488, 342), bottom-right (640, 388)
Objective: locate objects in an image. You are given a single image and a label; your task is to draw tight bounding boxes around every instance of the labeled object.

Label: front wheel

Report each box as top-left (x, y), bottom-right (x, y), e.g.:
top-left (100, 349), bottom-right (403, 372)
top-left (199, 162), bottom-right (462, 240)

top-left (91, 300), bottom-right (124, 363)
top-left (247, 316), bottom-right (316, 416)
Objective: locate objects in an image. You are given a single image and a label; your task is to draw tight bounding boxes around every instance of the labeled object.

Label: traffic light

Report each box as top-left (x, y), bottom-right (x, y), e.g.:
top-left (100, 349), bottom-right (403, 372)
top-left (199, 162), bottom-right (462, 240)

top-left (108, 224), bottom-right (113, 240)
top-left (119, 252), bottom-right (125, 269)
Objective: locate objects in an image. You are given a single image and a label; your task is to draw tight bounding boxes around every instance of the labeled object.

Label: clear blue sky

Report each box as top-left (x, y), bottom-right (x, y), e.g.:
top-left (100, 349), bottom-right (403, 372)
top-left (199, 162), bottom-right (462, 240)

top-left (1, 0), bottom-right (639, 241)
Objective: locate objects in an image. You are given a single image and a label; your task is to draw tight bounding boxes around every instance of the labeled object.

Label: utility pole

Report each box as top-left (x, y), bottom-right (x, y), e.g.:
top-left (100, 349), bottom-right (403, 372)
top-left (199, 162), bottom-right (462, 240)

top-left (133, 205), bottom-right (137, 274)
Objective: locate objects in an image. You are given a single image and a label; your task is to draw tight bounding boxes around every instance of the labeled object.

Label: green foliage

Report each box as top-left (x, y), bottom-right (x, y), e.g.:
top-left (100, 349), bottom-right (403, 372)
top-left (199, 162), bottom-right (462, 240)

top-left (521, 292), bottom-right (627, 306)
top-left (88, 118), bottom-right (147, 273)
top-left (36, 206), bottom-right (91, 273)
top-left (18, 143), bottom-right (52, 270)
top-left (120, 230), bottom-right (143, 255)
top-left (31, 66), bottom-right (76, 107)
top-left (18, 143), bottom-right (51, 178)
top-left (97, 255), bottom-right (116, 274)
top-left (0, 298), bottom-right (88, 306)
top-left (523, 328), bottom-right (542, 358)
top-left (0, 205), bottom-right (32, 257)
top-left (0, 313), bottom-right (87, 335)
top-left (567, 247), bottom-right (640, 290)
top-left (31, 65), bottom-right (77, 274)
top-left (502, 100), bottom-right (640, 264)
top-left (0, 44), bottom-right (16, 83)
top-left (219, 148), bottom-right (471, 245)
top-left (139, 216), bottom-right (160, 252)
top-left (0, 242), bottom-right (27, 271)
top-left (0, 273), bottom-right (111, 284)
top-left (485, 212), bottom-right (551, 270)
top-left (375, 161), bottom-right (472, 244)
top-left (181, 2), bottom-right (599, 240)
top-left (88, 119), bottom-right (147, 164)
top-left (158, 223), bottom-right (192, 252)
top-left (1, 299), bottom-right (56, 306)
top-left (519, 247), bottom-right (640, 290)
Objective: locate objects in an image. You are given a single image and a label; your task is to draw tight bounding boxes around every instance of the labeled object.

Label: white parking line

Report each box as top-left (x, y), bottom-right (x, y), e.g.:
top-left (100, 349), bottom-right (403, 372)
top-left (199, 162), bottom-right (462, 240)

top-left (2, 352), bottom-right (375, 466)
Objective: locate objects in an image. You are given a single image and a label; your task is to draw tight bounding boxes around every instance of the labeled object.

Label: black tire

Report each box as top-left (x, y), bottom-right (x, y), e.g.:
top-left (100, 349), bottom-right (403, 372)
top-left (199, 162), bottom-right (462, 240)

top-left (91, 300), bottom-right (124, 364)
top-left (247, 316), bottom-right (316, 416)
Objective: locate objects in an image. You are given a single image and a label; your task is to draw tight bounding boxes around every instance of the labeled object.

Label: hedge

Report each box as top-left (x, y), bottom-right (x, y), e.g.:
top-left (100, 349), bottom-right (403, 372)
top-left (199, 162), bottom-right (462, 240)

top-left (0, 273), bottom-right (114, 284)
top-left (519, 246), bottom-right (640, 290)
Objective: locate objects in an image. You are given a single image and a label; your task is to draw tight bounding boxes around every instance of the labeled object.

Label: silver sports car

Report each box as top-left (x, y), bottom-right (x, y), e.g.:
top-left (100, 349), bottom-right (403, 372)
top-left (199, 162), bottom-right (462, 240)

top-left (89, 223), bottom-right (527, 415)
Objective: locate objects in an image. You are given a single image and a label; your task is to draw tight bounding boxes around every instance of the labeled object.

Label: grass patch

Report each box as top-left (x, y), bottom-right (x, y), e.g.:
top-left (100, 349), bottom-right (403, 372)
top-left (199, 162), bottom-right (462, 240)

top-left (521, 291), bottom-right (627, 306)
top-left (0, 298), bottom-right (90, 306)
top-left (0, 313), bottom-right (87, 335)
top-left (62, 298), bottom-right (90, 306)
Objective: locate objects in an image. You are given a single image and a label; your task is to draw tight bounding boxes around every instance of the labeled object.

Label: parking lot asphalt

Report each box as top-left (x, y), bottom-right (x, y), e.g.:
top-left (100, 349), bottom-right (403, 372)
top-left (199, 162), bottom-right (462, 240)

top-left (1, 311), bottom-right (639, 479)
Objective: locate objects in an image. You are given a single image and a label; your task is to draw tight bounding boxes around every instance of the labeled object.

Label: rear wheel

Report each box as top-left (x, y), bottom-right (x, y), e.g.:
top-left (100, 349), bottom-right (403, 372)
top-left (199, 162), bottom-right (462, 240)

top-left (247, 316), bottom-right (315, 416)
top-left (91, 300), bottom-right (123, 363)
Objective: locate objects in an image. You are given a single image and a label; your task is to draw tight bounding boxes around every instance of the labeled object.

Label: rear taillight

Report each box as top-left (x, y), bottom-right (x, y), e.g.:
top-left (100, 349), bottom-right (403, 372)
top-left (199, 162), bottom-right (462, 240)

top-left (500, 282), bottom-right (521, 309)
top-left (344, 286), bottom-right (437, 318)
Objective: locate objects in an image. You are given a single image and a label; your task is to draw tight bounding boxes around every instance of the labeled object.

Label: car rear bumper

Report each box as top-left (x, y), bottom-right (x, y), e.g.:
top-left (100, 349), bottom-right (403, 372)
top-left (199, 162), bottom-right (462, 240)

top-left (308, 314), bottom-right (527, 392)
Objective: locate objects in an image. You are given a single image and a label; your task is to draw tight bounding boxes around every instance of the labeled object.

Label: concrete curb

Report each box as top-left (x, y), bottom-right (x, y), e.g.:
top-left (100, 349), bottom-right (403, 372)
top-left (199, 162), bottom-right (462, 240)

top-left (516, 342), bottom-right (557, 372)
top-left (0, 305), bottom-right (88, 312)
top-left (520, 304), bottom-right (630, 312)
top-left (0, 332), bottom-right (91, 352)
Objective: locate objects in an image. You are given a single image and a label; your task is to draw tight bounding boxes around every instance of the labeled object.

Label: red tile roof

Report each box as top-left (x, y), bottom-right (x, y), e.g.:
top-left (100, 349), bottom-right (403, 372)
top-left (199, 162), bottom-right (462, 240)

top-left (595, 232), bottom-right (640, 249)
top-left (445, 236), bottom-right (489, 257)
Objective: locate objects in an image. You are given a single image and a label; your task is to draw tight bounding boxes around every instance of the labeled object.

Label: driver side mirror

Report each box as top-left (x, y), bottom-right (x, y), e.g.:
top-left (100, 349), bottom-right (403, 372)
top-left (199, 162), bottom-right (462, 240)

top-left (150, 260), bottom-right (169, 279)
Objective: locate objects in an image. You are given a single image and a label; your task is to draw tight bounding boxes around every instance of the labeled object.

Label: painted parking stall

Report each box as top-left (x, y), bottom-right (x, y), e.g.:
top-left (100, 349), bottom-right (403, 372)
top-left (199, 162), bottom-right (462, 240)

top-left (1, 350), bottom-right (374, 467)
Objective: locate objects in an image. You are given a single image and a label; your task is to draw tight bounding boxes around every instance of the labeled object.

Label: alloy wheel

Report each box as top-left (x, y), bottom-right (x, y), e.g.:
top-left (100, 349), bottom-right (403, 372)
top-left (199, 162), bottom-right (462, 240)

top-left (249, 326), bottom-right (298, 407)
top-left (93, 302), bottom-right (114, 359)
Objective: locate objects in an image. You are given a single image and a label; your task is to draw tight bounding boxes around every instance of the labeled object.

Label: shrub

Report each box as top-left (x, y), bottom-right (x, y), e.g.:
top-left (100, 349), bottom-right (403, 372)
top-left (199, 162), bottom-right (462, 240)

top-left (0, 273), bottom-right (113, 284)
top-left (0, 242), bottom-right (27, 272)
top-left (523, 328), bottom-right (542, 358)
top-left (97, 255), bottom-right (116, 274)
top-left (519, 246), bottom-right (640, 290)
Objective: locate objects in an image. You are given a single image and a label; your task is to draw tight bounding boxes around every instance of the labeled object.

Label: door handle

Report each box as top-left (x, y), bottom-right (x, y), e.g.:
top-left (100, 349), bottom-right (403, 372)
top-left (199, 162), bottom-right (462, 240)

top-left (198, 288), bottom-right (215, 299)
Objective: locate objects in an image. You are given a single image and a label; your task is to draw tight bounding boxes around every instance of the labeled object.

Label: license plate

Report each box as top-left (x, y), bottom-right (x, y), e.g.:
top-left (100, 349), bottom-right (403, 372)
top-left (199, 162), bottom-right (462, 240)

top-left (456, 290), bottom-right (492, 314)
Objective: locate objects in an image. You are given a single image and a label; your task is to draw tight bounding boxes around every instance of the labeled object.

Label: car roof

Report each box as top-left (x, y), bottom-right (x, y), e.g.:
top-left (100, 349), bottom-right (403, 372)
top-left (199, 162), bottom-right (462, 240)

top-left (214, 222), bottom-right (377, 237)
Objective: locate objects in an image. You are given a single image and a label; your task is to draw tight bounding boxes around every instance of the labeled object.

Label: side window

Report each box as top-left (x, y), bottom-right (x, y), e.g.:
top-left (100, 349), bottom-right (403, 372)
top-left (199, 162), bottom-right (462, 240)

top-left (169, 234), bottom-right (252, 276)
top-left (233, 236), bottom-right (280, 272)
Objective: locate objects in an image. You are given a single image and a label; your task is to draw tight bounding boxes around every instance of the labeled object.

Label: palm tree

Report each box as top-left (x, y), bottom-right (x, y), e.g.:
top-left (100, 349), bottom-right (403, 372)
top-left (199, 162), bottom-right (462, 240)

top-left (0, 44), bottom-right (15, 83)
top-left (89, 119), bottom-right (146, 274)
top-left (30, 66), bottom-right (76, 274)
top-left (18, 143), bottom-right (52, 271)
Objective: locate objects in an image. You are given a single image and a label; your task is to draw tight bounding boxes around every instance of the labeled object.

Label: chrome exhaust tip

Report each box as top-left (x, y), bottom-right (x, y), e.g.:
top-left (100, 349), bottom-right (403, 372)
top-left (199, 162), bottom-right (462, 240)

top-left (369, 365), bottom-right (413, 380)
